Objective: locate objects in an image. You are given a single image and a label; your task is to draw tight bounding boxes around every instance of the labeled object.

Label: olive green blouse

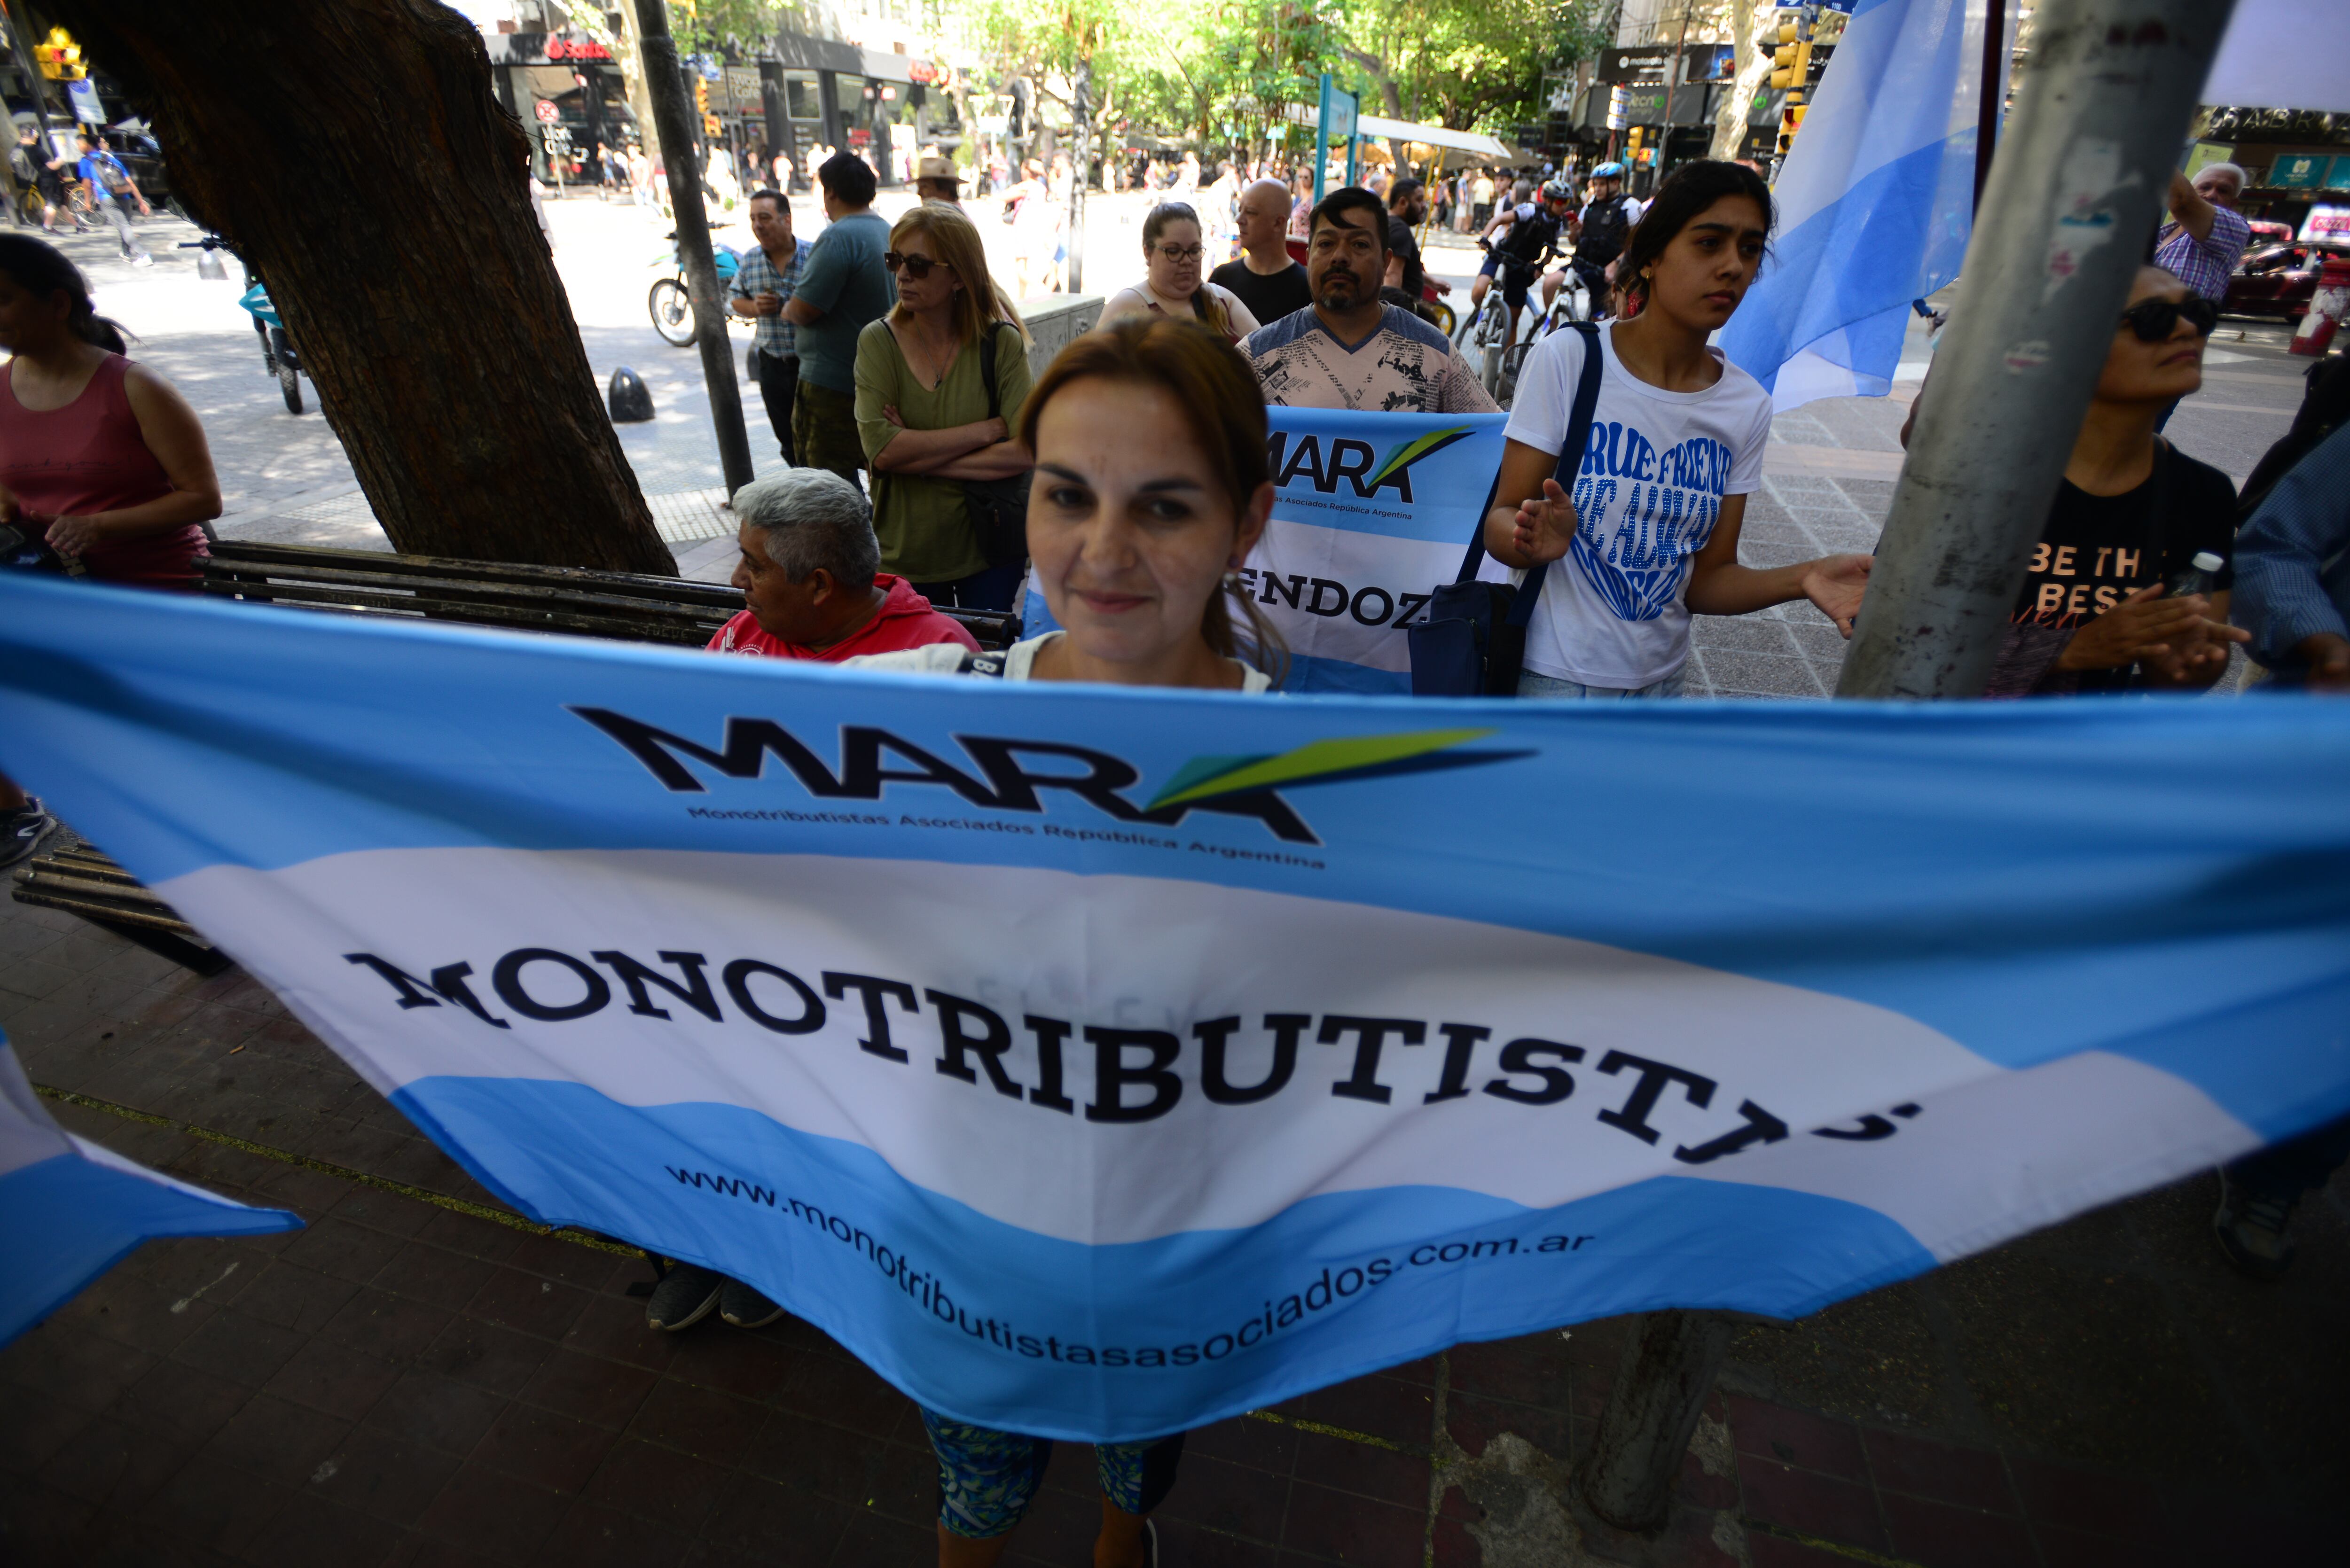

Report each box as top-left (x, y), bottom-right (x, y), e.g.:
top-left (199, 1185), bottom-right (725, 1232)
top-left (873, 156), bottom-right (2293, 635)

top-left (854, 317), bottom-right (1032, 583)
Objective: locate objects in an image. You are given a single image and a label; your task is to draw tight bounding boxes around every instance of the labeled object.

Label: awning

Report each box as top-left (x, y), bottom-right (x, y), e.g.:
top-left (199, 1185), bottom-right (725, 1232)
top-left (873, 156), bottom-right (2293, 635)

top-left (1356, 114), bottom-right (1510, 157)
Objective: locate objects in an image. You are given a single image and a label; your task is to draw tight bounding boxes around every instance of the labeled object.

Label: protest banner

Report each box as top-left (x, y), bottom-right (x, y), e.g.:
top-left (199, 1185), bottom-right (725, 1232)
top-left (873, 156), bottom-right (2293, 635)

top-left (1026, 407), bottom-right (1510, 693)
top-left (2, 574), bottom-right (2346, 1437)
top-left (0, 1034), bottom-right (299, 1346)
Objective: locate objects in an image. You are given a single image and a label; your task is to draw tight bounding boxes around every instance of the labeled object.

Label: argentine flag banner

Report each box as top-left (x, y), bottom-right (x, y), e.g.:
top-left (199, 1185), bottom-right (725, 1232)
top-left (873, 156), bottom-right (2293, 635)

top-left (3, 574), bottom-right (2348, 1439)
top-left (1026, 407), bottom-right (1508, 694)
top-left (1721, 0), bottom-right (2011, 411)
top-left (1, 1032), bottom-right (299, 1346)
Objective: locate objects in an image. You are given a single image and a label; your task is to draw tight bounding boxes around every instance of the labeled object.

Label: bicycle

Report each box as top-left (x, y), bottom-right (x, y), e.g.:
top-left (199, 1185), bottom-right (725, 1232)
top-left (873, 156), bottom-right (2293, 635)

top-left (648, 234), bottom-right (743, 347)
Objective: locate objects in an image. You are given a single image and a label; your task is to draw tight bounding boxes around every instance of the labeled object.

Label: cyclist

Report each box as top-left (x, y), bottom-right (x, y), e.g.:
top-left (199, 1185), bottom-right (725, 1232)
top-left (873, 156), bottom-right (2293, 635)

top-left (1463, 179), bottom-right (1575, 353)
top-left (1543, 162), bottom-right (1644, 323)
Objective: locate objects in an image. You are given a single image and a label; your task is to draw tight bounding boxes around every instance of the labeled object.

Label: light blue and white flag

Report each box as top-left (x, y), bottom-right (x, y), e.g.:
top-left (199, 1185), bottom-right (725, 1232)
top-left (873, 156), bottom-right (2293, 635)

top-left (1722, 0), bottom-right (2011, 410)
top-left (1025, 407), bottom-right (1509, 694)
top-left (0, 1034), bottom-right (300, 1346)
top-left (2, 574), bottom-right (2347, 1438)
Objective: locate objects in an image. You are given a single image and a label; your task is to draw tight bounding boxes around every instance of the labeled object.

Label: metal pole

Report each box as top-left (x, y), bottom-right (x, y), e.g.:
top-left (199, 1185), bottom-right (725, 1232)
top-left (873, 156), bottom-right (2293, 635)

top-left (1834, 0), bottom-right (2236, 700)
top-left (1067, 57), bottom-right (1091, 294)
top-left (1973, 0), bottom-right (2005, 213)
top-left (1571, 1310), bottom-right (1736, 1533)
top-left (630, 0), bottom-right (755, 498)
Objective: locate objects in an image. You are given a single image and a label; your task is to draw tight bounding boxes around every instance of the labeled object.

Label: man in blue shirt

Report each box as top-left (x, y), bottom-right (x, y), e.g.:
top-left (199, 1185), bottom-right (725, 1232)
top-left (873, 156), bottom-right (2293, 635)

top-left (2233, 419), bottom-right (2350, 690)
top-left (782, 153), bottom-right (894, 487)
top-left (74, 133), bottom-right (150, 265)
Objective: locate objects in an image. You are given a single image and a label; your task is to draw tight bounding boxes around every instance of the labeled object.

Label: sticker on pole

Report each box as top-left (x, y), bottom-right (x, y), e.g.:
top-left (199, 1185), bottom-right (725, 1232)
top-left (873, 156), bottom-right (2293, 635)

top-left (535, 100), bottom-right (559, 123)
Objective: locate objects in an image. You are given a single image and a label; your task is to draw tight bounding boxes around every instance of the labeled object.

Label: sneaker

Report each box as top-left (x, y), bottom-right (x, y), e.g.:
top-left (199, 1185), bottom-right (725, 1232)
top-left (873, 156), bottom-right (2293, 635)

top-left (644, 1261), bottom-right (723, 1330)
top-left (2213, 1170), bottom-right (2298, 1279)
top-left (719, 1276), bottom-right (785, 1329)
top-left (1, 796), bottom-right (55, 870)
top-left (129, 254), bottom-right (153, 267)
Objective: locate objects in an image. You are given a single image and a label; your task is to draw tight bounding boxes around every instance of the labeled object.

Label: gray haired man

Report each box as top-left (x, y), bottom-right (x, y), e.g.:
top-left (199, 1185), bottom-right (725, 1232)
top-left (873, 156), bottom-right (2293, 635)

top-left (703, 469), bottom-right (979, 662)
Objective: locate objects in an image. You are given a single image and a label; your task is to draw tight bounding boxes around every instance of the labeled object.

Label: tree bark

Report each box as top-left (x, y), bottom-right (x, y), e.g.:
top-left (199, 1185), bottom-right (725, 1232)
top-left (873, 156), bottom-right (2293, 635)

top-left (51, 0), bottom-right (676, 574)
top-left (1713, 0), bottom-right (1771, 160)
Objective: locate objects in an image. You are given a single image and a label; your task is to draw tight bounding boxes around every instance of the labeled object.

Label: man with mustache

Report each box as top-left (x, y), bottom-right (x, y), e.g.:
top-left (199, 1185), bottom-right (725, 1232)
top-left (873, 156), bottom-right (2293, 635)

top-left (1241, 186), bottom-right (1496, 414)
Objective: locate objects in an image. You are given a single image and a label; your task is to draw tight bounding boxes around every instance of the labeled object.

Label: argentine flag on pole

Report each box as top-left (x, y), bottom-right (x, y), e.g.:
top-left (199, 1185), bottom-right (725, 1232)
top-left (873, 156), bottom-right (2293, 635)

top-left (0, 1034), bottom-right (299, 1346)
top-left (1721, 0), bottom-right (2011, 411)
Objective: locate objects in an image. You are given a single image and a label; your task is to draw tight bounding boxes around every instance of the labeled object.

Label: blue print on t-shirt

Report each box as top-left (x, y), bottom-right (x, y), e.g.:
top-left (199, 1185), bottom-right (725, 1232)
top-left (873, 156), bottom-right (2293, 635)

top-left (1567, 420), bottom-right (1731, 622)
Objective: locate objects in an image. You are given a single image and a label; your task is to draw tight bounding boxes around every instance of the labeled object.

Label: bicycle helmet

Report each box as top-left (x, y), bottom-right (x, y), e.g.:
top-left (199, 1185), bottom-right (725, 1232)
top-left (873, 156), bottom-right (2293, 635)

top-left (1590, 161), bottom-right (1626, 180)
top-left (1540, 178), bottom-right (1574, 202)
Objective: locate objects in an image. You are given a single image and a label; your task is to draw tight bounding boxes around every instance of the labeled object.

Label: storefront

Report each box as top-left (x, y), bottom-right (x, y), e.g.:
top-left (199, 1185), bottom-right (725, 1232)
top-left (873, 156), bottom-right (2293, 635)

top-left (483, 30), bottom-right (635, 184)
top-left (770, 30), bottom-right (959, 189)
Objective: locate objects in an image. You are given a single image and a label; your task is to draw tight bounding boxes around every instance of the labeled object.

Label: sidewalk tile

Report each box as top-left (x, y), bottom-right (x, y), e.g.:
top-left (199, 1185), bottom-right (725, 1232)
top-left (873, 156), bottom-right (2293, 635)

top-left (323, 1285), bottom-right (457, 1363)
top-left (1153, 1515), bottom-right (1285, 1567)
top-left (738, 1405), bottom-right (885, 1502)
top-left (563, 1290), bottom-right (681, 1373)
top-left (1444, 1390), bottom-right (1570, 1462)
top-left (1747, 1532), bottom-right (1873, 1568)
top-left (1880, 1491), bottom-right (2040, 1568)
top-left (359, 1368), bottom-right (509, 1458)
top-left (471, 1401), bottom-right (618, 1494)
top-left (1447, 1333), bottom-right (1573, 1407)
top-left (261, 1335), bottom-right (402, 1421)
top-left (282, 1215), bottom-right (414, 1286)
top-left (247, 1491), bottom-right (413, 1565)
top-left (416, 1463), bottom-right (570, 1558)
top-left (1862, 1427), bottom-right (2018, 1514)
top-left (1158, 1450), bottom-right (1292, 1540)
top-left (662, 1323), bottom-right (796, 1403)
top-left (1296, 1371), bottom-right (1437, 1448)
top-left (518, 1345), bottom-right (660, 1430)
top-left (1290, 1427), bottom-right (1428, 1508)
top-left (105, 1356), bottom-right (252, 1441)
top-left (205, 1391), bottom-right (351, 1485)
top-left (234, 1259), bottom-right (366, 1335)
top-left (0, 1323), bottom-right (155, 1407)
top-left (1726, 1396), bottom-right (1868, 1481)
top-left (462, 1268), bottom-right (593, 1342)
top-left (2032, 1522), bottom-right (2179, 1568)
top-left (169, 1304), bottom-right (309, 1389)
top-left (772, 1346), bottom-right (909, 1436)
top-left (581, 1436), bottom-right (731, 1530)
top-left (1189, 1414), bottom-right (1298, 1475)
top-left (626, 1376), bottom-right (768, 1459)
top-left (36, 1414), bottom-right (203, 1510)
top-left (0, 1379), bottom-right (101, 1474)
top-left (533, 1497), bottom-right (693, 1568)
top-left (1738, 1456), bottom-right (1888, 1551)
top-left (831, 1507), bottom-right (937, 1562)
top-left (422, 1316), bottom-right (557, 1397)
top-left (375, 1238), bottom-right (500, 1311)
top-left (1281, 1480), bottom-right (1424, 1567)
top-left (312, 1424), bottom-right (463, 1522)
top-left (2008, 1457), bottom-right (2167, 1543)
top-left (138, 1454), bottom-right (293, 1554)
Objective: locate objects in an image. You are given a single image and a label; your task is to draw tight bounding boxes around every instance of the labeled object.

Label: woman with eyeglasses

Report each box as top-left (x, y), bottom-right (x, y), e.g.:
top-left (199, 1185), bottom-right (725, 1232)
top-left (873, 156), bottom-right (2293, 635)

top-left (854, 203), bottom-right (1036, 612)
top-left (1906, 265), bottom-right (2251, 695)
top-left (1096, 203), bottom-right (1261, 344)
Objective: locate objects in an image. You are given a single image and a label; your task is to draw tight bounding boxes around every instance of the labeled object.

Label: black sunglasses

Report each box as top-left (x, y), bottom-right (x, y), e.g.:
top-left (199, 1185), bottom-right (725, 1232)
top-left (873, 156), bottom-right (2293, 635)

top-left (2118, 296), bottom-right (2217, 342)
top-left (882, 251), bottom-right (938, 279)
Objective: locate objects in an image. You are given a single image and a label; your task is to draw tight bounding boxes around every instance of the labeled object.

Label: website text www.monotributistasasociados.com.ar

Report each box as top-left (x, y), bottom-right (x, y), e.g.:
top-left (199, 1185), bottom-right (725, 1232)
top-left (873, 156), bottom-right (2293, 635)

top-left (662, 1162), bottom-right (1597, 1370)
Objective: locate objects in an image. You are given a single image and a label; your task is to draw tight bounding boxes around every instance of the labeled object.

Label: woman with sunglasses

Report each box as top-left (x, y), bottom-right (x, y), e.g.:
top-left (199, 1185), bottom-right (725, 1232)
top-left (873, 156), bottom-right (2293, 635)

top-left (1934, 265), bottom-right (2251, 694)
top-left (1096, 203), bottom-right (1261, 344)
top-left (854, 203), bottom-right (1036, 612)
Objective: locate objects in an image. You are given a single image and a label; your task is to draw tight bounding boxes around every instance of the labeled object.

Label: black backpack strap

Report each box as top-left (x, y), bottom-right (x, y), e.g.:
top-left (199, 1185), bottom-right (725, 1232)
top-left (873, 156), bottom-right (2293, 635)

top-left (1503, 320), bottom-right (1605, 631)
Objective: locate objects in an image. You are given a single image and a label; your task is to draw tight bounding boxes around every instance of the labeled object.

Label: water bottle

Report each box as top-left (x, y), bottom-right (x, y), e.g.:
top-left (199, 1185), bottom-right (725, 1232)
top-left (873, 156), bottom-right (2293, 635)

top-left (2168, 550), bottom-right (2225, 599)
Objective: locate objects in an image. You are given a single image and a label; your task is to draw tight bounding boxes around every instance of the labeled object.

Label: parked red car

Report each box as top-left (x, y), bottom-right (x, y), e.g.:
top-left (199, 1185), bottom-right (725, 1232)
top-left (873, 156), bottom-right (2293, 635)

top-left (2223, 240), bottom-right (2350, 319)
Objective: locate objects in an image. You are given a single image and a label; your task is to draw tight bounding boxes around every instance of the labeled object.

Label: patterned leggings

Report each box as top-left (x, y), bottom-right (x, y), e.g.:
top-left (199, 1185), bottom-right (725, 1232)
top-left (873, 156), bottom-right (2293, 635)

top-left (919, 1407), bottom-right (1187, 1539)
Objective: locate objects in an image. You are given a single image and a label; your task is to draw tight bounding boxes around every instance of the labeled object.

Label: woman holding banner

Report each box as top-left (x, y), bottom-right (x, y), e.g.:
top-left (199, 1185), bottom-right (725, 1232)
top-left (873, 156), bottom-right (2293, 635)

top-left (853, 316), bottom-right (1282, 1560)
top-left (1481, 161), bottom-right (1872, 698)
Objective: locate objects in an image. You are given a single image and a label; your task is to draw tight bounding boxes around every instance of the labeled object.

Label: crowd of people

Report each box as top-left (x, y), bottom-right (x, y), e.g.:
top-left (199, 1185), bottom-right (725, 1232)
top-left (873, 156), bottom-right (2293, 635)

top-left (1, 142), bottom-right (2347, 1567)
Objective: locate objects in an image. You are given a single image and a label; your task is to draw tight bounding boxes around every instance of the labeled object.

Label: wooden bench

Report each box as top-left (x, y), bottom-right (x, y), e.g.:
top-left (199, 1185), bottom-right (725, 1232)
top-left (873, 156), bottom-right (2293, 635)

top-left (12, 834), bottom-right (235, 978)
top-left (17, 542), bottom-right (1025, 975)
top-left (197, 540), bottom-right (1023, 651)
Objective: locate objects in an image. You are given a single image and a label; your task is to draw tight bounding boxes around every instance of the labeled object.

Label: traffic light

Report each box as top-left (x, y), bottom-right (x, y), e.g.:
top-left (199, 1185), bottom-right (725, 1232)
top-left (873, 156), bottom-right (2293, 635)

top-left (1771, 39), bottom-right (1812, 91)
top-left (693, 76), bottom-right (708, 115)
top-left (1778, 101), bottom-right (1808, 156)
top-left (34, 26), bottom-right (84, 80)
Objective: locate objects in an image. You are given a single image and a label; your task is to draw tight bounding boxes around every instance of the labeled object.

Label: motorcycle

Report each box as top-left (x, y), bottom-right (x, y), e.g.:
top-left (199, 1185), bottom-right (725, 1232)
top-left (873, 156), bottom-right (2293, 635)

top-left (648, 235), bottom-right (742, 347)
top-left (180, 236), bottom-right (306, 414)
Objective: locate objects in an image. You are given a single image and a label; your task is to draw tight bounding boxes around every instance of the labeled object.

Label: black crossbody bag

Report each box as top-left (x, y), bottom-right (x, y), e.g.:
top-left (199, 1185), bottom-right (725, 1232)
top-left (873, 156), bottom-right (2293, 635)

top-left (962, 322), bottom-right (1032, 568)
top-left (1408, 321), bottom-right (1603, 696)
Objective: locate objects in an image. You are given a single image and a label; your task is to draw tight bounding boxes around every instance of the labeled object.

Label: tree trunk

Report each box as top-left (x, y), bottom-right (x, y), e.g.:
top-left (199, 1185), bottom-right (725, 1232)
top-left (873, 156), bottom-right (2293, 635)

top-left (1713, 0), bottom-right (1771, 160)
top-left (52, 0), bottom-right (676, 574)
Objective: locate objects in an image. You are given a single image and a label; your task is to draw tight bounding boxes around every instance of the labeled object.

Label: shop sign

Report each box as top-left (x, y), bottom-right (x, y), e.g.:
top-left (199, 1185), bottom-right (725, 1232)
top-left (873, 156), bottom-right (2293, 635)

top-left (2303, 204), bottom-right (2350, 242)
top-left (543, 35), bottom-right (611, 62)
top-left (2270, 153), bottom-right (2327, 189)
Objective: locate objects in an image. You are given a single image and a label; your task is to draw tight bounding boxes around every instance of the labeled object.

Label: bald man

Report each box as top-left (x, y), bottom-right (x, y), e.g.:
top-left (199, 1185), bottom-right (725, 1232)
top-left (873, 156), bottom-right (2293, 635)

top-left (1210, 177), bottom-right (1315, 327)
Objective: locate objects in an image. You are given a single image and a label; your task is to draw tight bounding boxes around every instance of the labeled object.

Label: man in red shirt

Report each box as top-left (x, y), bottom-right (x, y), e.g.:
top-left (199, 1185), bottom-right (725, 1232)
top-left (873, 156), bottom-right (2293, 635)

top-left (706, 469), bottom-right (978, 661)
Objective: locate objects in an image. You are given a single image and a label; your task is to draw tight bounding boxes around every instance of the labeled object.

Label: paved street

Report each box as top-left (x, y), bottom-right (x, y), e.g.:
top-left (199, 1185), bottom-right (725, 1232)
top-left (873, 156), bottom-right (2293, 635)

top-left (7, 201), bottom-right (2342, 1566)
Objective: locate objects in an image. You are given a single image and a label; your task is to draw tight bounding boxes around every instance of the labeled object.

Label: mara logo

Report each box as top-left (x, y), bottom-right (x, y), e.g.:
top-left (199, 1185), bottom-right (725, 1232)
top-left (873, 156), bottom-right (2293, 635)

top-left (1268, 426), bottom-right (1476, 506)
top-left (572, 708), bottom-right (1528, 847)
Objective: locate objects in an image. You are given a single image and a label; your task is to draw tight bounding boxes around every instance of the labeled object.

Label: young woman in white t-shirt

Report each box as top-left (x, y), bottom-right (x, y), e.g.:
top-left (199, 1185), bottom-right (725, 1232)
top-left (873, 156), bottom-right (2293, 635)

top-left (1481, 160), bottom-right (1872, 697)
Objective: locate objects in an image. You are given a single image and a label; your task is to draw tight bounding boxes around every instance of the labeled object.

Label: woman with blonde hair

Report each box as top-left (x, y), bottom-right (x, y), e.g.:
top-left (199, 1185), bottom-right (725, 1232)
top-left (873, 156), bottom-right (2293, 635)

top-left (854, 203), bottom-right (1035, 611)
top-left (1096, 203), bottom-right (1259, 344)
